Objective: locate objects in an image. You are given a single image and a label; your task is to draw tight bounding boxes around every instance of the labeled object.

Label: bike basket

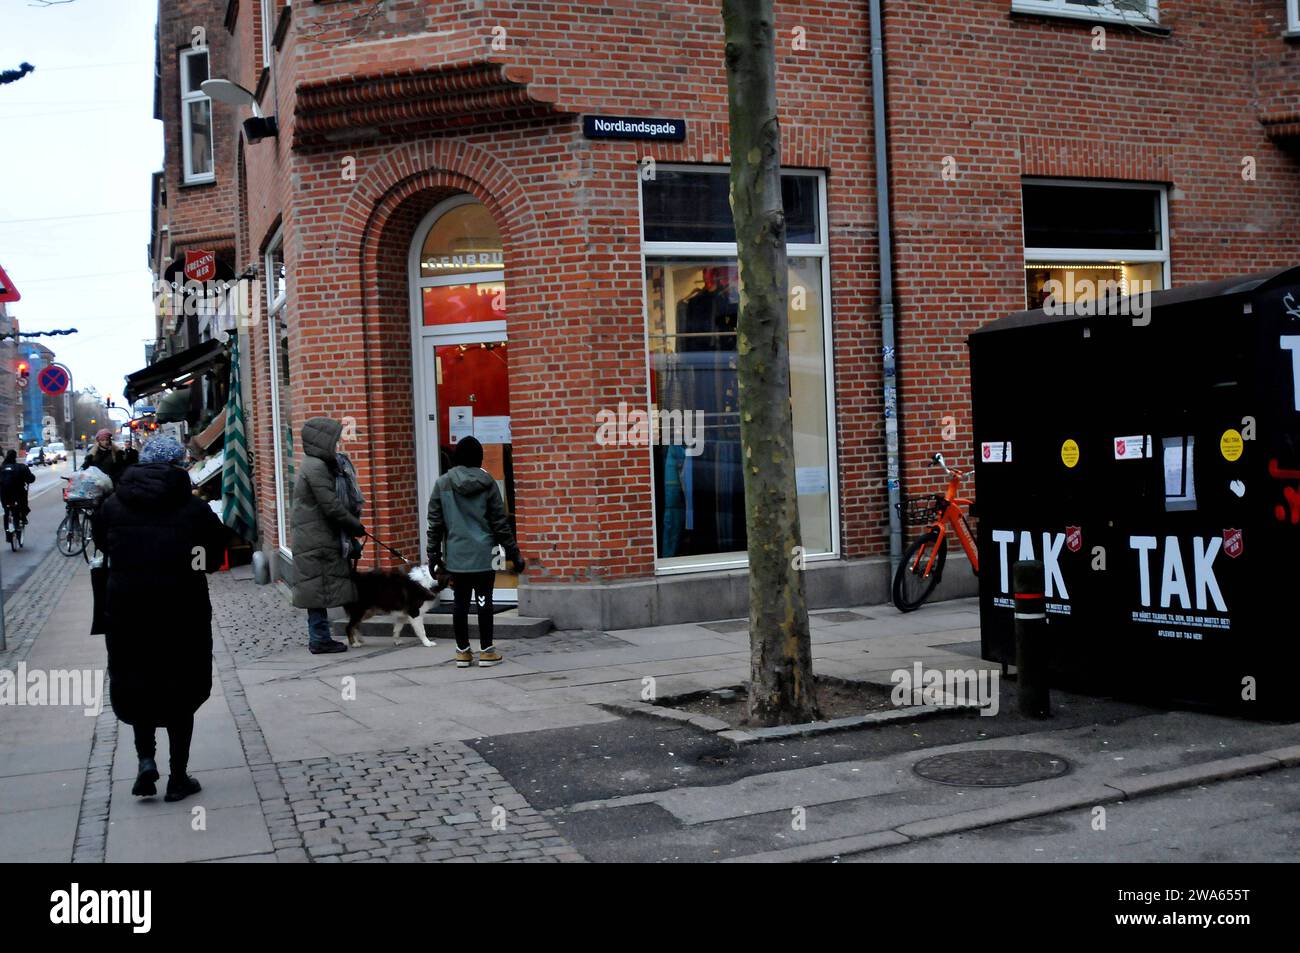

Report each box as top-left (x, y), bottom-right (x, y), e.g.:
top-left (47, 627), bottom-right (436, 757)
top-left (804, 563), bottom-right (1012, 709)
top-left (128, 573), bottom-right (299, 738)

top-left (900, 495), bottom-right (944, 526)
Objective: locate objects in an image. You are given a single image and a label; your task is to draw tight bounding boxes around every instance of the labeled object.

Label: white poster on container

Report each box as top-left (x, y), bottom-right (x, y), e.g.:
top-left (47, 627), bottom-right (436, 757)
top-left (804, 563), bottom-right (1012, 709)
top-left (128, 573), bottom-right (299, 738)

top-left (1113, 435), bottom-right (1152, 460)
top-left (980, 441), bottom-right (1012, 463)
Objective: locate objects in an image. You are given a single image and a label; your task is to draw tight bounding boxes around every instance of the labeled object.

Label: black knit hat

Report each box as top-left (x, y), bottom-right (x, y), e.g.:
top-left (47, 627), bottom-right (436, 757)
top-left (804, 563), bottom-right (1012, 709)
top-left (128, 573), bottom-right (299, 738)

top-left (452, 435), bottom-right (484, 468)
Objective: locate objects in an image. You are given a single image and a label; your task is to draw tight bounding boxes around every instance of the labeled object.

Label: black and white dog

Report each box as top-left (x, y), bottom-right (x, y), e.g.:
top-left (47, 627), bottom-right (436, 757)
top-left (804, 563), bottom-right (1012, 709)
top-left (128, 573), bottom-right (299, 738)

top-left (343, 564), bottom-right (450, 648)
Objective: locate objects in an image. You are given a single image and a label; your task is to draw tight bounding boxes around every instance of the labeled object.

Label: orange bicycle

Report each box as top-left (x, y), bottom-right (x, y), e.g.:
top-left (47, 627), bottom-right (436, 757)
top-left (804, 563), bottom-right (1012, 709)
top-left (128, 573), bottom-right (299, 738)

top-left (892, 452), bottom-right (979, 612)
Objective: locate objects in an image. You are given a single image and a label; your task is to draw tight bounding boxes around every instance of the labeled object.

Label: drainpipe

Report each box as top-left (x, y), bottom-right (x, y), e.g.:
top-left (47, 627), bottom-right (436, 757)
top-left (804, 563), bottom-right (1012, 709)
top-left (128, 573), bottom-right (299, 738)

top-left (869, 0), bottom-right (903, 575)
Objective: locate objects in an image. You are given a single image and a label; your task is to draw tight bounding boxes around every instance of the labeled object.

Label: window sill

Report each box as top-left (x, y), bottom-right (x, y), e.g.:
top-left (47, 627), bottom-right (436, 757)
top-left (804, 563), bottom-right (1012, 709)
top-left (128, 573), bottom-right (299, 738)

top-left (254, 66), bottom-right (271, 105)
top-left (1284, 29), bottom-right (1300, 42)
top-left (273, 2), bottom-right (292, 50)
top-left (1009, 5), bottom-right (1171, 35)
top-left (181, 176), bottom-right (216, 188)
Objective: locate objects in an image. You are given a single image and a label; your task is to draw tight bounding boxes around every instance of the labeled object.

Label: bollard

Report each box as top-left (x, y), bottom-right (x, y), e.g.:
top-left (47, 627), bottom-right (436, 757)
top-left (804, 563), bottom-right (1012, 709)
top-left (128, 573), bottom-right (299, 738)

top-left (1014, 560), bottom-right (1050, 718)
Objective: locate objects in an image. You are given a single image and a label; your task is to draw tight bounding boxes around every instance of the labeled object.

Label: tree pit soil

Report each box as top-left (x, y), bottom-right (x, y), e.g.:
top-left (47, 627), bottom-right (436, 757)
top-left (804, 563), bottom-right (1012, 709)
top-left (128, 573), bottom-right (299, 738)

top-left (660, 675), bottom-right (898, 729)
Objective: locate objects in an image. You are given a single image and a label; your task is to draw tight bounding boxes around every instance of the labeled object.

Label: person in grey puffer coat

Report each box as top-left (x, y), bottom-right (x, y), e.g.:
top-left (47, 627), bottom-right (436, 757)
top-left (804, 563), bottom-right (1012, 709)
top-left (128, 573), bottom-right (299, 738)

top-left (427, 436), bottom-right (521, 668)
top-left (291, 417), bottom-right (365, 654)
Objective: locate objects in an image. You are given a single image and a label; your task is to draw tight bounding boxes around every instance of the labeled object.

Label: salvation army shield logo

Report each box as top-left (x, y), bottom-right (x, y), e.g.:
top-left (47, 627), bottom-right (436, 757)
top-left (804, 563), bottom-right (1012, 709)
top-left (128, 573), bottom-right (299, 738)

top-left (184, 249), bottom-right (217, 283)
top-left (1066, 526), bottom-right (1082, 553)
top-left (1223, 528), bottom-right (1243, 558)
top-left (1115, 439), bottom-right (1127, 456)
top-left (983, 445), bottom-right (991, 459)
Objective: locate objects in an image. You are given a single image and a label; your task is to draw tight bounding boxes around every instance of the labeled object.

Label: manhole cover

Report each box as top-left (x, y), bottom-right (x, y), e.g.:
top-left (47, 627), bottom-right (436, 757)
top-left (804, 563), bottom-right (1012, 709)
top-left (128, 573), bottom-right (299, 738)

top-left (913, 750), bottom-right (1069, 787)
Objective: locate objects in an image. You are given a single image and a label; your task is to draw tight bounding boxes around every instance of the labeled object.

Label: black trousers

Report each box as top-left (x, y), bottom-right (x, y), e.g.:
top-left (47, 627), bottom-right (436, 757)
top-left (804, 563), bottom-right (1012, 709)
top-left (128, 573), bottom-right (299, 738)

top-left (452, 570), bottom-right (496, 651)
top-left (132, 715), bottom-right (195, 775)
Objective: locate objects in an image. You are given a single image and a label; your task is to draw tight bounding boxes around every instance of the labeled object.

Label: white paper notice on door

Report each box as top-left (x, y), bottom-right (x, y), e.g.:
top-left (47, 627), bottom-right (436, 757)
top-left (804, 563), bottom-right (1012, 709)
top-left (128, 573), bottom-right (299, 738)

top-left (1114, 434), bottom-right (1152, 460)
top-left (796, 466), bottom-right (829, 496)
top-left (449, 407), bottom-right (473, 444)
top-left (474, 416), bottom-right (512, 445)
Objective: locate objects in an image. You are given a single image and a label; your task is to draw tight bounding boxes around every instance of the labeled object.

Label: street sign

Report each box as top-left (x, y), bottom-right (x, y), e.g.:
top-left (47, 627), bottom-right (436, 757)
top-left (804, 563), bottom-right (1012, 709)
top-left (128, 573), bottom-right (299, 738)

top-left (41, 415), bottom-right (55, 428)
top-left (0, 262), bottom-right (19, 303)
top-left (38, 363), bottom-right (70, 396)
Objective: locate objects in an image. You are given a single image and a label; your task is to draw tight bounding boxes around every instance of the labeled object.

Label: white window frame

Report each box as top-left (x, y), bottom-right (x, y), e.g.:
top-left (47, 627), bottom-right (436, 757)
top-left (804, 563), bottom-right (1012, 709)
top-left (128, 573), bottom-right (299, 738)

top-left (179, 48), bottom-right (214, 185)
top-left (1022, 177), bottom-right (1171, 292)
top-left (265, 228), bottom-right (291, 554)
top-left (261, 0), bottom-right (278, 71)
top-left (1289, 0), bottom-right (1300, 33)
top-left (1012, 0), bottom-right (1159, 26)
top-left (640, 164), bottom-right (840, 574)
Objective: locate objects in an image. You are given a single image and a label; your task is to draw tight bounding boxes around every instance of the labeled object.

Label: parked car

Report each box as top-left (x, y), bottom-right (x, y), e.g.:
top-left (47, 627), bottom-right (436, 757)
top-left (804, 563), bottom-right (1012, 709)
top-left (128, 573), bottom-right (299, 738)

top-left (46, 442), bottom-right (67, 462)
top-left (24, 447), bottom-right (45, 466)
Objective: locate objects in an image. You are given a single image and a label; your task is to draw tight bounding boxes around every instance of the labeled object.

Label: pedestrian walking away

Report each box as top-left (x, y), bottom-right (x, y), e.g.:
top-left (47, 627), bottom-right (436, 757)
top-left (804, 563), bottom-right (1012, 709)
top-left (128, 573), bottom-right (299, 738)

top-left (290, 417), bottom-right (365, 654)
top-left (0, 449), bottom-right (35, 543)
top-left (427, 435), bottom-right (522, 668)
top-left (90, 435), bottom-right (229, 803)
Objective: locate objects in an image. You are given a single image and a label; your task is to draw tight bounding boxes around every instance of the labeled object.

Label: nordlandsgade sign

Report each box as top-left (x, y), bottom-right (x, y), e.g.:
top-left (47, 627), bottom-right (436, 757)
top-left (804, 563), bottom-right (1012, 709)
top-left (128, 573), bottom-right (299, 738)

top-left (582, 115), bottom-right (686, 142)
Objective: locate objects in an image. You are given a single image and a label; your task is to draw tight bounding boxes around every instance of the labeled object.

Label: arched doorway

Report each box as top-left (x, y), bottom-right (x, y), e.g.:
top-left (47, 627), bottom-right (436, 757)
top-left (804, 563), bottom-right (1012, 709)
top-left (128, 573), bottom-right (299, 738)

top-left (408, 194), bottom-right (517, 601)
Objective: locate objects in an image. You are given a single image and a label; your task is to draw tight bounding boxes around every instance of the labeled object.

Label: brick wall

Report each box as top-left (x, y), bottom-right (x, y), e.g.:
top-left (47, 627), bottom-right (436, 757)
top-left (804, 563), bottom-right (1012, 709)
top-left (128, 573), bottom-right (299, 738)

top-left (177, 0), bottom-right (1299, 589)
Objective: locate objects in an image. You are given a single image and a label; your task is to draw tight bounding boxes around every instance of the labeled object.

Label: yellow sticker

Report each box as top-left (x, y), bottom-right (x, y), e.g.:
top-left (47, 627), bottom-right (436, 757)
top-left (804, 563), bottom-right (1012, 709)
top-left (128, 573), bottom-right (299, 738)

top-left (1061, 438), bottom-right (1080, 469)
top-left (1220, 429), bottom-right (1243, 462)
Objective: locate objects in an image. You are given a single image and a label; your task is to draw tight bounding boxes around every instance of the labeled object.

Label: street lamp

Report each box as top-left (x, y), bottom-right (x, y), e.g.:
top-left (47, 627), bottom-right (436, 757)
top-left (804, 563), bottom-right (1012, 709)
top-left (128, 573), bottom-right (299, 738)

top-left (201, 78), bottom-right (278, 143)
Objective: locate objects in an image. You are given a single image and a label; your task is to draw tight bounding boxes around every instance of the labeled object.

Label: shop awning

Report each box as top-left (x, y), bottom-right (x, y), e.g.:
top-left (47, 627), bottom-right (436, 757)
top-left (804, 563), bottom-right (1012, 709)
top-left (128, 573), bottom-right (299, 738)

top-left (154, 387), bottom-right (193, 424)
top-left (124, 338), bottom-right (223, 403)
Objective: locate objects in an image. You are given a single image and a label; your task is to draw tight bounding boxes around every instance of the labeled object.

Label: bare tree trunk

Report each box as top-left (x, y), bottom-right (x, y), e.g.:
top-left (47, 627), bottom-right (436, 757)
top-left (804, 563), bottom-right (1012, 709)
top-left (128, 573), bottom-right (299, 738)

top-left (722, 0), bottom-right (818, 725)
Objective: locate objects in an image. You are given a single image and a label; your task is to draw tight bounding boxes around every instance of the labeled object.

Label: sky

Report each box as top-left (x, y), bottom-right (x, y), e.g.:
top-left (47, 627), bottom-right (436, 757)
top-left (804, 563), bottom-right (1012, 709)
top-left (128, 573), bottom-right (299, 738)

top-left (0, 0), bottom-right (161, 401)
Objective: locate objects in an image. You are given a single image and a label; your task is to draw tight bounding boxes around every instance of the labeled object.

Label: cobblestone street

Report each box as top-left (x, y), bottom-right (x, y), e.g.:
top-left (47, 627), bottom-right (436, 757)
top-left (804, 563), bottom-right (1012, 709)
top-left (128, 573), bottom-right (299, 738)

top-left (274, 745), bottom-right (582, 862)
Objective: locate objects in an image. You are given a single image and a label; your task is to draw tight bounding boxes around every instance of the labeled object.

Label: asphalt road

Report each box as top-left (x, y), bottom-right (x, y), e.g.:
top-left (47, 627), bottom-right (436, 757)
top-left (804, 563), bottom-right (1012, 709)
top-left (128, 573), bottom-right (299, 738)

top-left (0, 458), bottom-right (74, 594)
top-left (843, 766), bottom-right (1300, 863)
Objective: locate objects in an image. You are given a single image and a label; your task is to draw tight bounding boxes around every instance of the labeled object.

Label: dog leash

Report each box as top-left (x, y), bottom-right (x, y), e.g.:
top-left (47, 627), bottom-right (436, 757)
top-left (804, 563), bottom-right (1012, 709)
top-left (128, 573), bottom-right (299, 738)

top-left (360, 532), bottom-right (415, 566)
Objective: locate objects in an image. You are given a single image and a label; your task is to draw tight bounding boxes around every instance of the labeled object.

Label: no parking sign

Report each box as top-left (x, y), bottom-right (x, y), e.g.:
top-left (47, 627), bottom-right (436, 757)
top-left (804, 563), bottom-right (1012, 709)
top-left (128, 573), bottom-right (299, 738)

top-left (38, 363), bottom-right (70, 396)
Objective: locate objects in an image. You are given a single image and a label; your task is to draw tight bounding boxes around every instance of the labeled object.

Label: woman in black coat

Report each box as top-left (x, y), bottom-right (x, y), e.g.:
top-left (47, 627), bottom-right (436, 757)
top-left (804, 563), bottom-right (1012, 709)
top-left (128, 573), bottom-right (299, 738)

top-left (92, 436), bottom-right (227, 802)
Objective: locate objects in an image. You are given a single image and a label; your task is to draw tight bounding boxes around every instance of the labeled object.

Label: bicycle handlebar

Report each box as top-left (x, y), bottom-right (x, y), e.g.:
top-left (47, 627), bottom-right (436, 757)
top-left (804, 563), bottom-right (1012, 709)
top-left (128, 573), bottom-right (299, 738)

top-left (931, 452), bottom-right (969, 477)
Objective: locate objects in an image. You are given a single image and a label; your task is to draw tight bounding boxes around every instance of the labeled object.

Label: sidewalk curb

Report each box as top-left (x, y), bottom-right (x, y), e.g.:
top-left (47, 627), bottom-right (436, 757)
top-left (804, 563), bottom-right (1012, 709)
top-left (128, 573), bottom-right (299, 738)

top-left (599, 693), bottom-right (983, 744)
top-left (717, 745), bottom-right (1300, 863)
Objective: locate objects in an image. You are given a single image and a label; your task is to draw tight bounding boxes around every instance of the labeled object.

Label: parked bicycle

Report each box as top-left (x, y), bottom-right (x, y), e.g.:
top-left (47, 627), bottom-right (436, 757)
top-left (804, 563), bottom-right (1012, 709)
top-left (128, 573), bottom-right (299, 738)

top-left (57, 477), bottom-right (96, 560)
top-left (892, 452), bottom-right (979, 612)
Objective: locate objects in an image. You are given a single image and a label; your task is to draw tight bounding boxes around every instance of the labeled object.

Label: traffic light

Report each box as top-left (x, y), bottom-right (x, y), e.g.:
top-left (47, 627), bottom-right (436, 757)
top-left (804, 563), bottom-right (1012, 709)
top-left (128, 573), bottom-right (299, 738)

top-left (16, 361), bottom-right (28, 387)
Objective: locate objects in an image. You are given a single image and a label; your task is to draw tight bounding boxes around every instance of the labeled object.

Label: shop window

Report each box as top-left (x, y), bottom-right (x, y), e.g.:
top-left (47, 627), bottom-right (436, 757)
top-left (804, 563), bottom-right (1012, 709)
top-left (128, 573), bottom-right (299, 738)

top-left (1022, 178), bottom-right (1169, 311)
top-left (265, 231), bottom-right (294, 551)
top-left (642, 167), bottom-right (835, 570)
top-left (419, 202), bottom-right (504, 279)
top-left (180, 48), bottom-right (214, 185)
top-left (1012, 0), bottom-right (1158, 24)
top-left (643, 169), bottom-right (819, 244)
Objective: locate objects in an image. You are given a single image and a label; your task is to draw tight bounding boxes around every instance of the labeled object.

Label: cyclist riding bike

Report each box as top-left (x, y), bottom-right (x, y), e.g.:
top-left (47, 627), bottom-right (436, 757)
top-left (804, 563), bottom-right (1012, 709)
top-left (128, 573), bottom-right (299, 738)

top-left (1, 449), bottom-right (36, 543)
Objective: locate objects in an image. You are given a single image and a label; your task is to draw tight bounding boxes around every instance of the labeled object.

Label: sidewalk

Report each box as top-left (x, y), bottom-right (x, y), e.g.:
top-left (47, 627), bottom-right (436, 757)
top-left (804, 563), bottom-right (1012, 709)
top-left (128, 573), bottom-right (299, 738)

top-left (1, 556), bottom-right (1295, 863)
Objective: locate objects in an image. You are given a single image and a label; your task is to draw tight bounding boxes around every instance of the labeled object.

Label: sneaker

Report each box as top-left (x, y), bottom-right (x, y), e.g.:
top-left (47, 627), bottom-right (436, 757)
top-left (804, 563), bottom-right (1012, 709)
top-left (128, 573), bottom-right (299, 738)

top-left (478, 648), bottom-right (503, 667)
top-left (454, 648), bottom-right (474, 668)
top-left (131, 758), bottom-right (159, 797)
top-left (164, 775), bottom-right (202, 803)
top-left (309, 641), bottom-right (347, 655)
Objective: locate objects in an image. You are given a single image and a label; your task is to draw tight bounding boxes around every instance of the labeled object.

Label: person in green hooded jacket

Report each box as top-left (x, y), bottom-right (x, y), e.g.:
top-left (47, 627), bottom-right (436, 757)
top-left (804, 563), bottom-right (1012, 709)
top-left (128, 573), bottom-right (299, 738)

top-left (427, 436), bottom-right (521, 668)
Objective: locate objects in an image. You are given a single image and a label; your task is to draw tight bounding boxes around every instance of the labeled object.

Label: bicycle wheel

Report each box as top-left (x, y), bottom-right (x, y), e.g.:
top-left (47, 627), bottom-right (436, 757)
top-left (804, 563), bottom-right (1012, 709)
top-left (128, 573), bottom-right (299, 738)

top-left (57, 513), bottom-right (86, 557)
top-left (12, 518), bottom-right (22, 551)
top-left (892, 532), bottom-right (948, 613)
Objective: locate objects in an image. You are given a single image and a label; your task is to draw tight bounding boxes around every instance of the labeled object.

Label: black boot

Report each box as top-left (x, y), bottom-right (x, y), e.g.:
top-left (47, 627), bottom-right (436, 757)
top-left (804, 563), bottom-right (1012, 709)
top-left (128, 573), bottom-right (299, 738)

top-left (164, 775), bottom-right (202, 803)
top-left (132, 758), bottom-right (160, 797)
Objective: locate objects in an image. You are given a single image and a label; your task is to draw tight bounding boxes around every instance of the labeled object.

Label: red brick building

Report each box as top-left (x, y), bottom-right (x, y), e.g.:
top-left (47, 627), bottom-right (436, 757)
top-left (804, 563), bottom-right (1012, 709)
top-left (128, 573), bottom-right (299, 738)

top-left (151, 0), bottom-right (1299, 628)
